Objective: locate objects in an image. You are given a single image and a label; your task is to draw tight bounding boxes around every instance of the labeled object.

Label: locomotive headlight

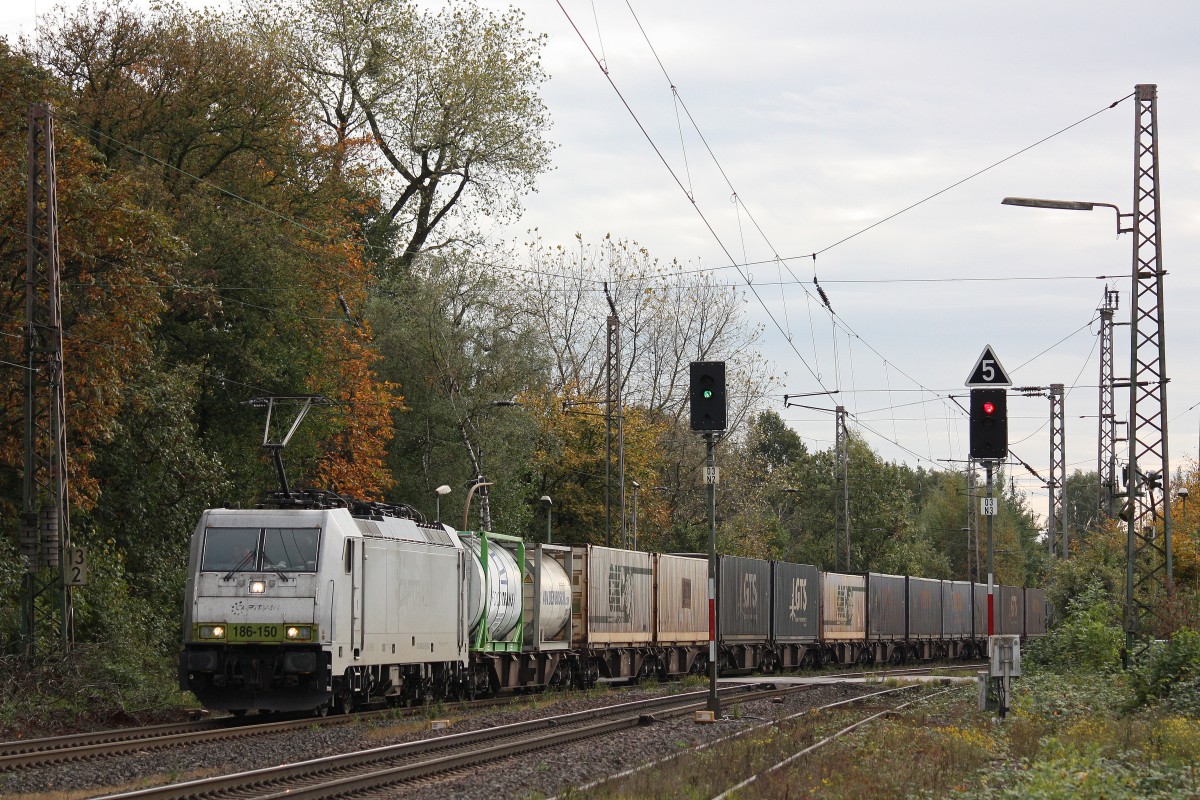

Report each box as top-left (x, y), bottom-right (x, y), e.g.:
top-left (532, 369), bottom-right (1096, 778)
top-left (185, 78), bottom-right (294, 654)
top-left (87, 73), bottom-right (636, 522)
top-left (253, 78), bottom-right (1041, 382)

top-left (248, 580), bottom-right (267, 594)
top-left (199, 625), bottom-right (225, 639)
top-left (285, 625), bottom-right (312, 640)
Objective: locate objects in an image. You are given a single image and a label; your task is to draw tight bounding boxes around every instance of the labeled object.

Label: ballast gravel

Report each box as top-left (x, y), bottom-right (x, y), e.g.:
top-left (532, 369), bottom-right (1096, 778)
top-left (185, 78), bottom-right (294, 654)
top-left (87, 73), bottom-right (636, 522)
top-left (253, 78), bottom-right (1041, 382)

top-left (0, 681), bottom-right (895, 799)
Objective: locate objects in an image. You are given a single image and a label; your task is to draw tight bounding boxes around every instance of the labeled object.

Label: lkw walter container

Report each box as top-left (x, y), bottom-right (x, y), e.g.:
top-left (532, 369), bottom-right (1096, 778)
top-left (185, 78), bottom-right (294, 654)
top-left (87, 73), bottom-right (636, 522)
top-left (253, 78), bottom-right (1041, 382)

top-left (820, 572), bottom-right (865, 640)
top-left (719, 555), bottom-right (771, 641)
top-left (654, 553), bottom-right (709, 645)
top-left (573, 545), bottom-right (653, 646)
top-left (942, 580), bottom-right (974, 639)
top-left (868, 572), bottom-right (906, 640)
top-left (772, 561), bottom-right (820, 642)
top-left (907, 576), bottom-right (943, 639)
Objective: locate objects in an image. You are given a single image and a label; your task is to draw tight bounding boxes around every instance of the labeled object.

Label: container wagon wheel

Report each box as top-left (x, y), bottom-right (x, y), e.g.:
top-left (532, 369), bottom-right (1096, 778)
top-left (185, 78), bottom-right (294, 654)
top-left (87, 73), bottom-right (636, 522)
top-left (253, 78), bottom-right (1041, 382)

top-left (580, 660), bottom-right (600, 689)
top-left (549, 660), bottom-right (570, 689)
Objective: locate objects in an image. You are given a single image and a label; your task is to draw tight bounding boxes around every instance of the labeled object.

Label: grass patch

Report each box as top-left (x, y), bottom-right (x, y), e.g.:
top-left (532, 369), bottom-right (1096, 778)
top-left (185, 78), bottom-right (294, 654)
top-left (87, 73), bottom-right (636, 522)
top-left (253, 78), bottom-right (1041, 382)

top-left (568, 665), bottom-right (1200, 799)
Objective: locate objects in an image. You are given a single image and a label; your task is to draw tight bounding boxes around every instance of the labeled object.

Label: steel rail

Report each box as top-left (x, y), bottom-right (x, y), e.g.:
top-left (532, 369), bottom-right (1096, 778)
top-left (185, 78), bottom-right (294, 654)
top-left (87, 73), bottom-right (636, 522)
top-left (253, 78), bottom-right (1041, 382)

top-left (0, 694), bottom-right (514, 772)
top-left (552, 685), bottom-right (925, 800)
top-left (94, 684), bottom-right (782, 800)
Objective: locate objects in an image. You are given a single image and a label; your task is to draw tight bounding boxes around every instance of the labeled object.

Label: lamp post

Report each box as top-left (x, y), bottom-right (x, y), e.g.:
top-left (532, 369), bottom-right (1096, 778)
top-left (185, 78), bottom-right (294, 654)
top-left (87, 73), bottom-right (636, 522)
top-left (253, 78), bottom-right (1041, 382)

top-left (1179, 487), bottom-right (1189, 531)
top-left (1003, 174), bottom-right (1175, 662)
top-left (1000, 197), bottom-right (1132, 233)
top-left (540, 496), bottom-right (552, 544)
top-left (434, 484), bottom-right (451, 524)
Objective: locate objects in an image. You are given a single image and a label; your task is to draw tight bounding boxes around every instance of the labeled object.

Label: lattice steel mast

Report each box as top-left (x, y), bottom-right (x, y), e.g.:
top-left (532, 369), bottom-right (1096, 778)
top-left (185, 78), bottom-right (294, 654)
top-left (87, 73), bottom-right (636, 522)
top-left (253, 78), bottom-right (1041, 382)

top-left (1097, 288), bottom-right (1119, 519)
top-left (1124, 83), bottom-right (1173, 660)
top-left (1048, 384), bottom-right (1066, 558)
top-left (834, 406), bottom-right (851, 570)
top-left (21, 103), bottom-right (73, 660)
top-left (603, 285), bottom-right (625, 548)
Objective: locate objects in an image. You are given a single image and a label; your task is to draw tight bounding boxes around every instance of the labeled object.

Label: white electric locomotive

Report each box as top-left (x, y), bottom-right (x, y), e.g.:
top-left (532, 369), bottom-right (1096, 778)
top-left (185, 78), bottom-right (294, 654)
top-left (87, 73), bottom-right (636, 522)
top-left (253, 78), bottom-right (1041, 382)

top-left (180, 497), bottom-right (470, 714)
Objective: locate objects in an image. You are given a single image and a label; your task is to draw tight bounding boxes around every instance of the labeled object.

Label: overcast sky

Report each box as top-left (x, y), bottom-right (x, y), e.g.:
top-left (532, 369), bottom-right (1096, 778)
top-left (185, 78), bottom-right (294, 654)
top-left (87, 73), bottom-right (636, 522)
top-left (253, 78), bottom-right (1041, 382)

top-left (5, 1), bottom-right (1200, 526)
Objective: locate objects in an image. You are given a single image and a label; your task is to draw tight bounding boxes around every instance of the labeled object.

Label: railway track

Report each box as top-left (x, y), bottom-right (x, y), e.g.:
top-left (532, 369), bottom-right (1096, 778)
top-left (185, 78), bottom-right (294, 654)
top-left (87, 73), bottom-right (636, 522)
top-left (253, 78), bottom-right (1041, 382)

top-left (93, 684), bottom-right (781, 799)
top-left (0, 695), bottom-right (514, 773)
top-left (0, 662), bottom-right (981, 780)
top-left (707, 685), bottom-right (962, 800)
top-left (558, 680), bottom-right (966, 800)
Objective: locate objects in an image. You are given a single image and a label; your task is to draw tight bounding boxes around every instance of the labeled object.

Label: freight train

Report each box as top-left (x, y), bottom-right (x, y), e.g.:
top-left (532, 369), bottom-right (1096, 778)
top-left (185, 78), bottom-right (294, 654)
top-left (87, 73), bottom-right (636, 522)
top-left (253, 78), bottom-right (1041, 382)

top-left (179, 490), bottom-right (1047, 715)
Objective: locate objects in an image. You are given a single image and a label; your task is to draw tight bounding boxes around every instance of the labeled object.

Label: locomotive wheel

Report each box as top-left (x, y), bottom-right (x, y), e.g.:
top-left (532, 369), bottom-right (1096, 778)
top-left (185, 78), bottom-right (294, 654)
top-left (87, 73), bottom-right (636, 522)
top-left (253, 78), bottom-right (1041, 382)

top-left (332, 689), bottom-right (353, 715)
top-left (229, 709), bottom-right (248, 718)
top-left (312, 703), bottom-right (329, 718)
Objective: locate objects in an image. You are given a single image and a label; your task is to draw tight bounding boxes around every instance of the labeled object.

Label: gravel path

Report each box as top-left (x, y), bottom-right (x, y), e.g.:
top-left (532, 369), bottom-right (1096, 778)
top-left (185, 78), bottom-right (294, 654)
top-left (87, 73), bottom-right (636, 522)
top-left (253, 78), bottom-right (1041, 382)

top-left (0, 682), bottom-right (890, 799)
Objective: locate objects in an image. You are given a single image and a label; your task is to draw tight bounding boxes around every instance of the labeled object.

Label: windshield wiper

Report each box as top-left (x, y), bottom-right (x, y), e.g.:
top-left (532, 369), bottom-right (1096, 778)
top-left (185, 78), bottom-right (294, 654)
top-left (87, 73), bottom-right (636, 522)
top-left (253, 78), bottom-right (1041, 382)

top-left (222, 549), bottom-right (257, 581)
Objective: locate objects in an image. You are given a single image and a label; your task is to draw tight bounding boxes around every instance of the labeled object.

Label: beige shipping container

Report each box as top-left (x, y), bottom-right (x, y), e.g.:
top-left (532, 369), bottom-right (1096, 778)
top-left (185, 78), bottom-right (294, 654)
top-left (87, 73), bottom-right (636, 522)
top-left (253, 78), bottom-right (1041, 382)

top-left (821, 571), bottom-right (866, 640)
top-left (654, 554), bottom-right (708, 645)
top-left (571, 545), bottom-right (653, 646)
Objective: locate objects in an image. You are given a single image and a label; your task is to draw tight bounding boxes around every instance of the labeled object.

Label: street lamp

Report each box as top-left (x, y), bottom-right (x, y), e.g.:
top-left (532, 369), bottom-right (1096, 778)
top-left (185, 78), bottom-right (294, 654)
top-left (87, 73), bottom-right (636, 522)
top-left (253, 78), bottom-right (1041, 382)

top-left (1179, 487), bottom-right (1189, 527)
top-left (540, 496), bottom-right (553, 544)
top-left (434, 484), bottom-right (451, 524)
top-left (1000, 197), bottom-right (1132, 234)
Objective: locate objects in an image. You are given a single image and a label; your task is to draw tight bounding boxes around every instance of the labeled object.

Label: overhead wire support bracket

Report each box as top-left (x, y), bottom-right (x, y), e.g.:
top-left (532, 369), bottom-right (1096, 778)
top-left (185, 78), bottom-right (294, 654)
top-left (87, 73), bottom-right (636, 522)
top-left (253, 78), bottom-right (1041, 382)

top-left (783, 390), bottom-right (838, 408)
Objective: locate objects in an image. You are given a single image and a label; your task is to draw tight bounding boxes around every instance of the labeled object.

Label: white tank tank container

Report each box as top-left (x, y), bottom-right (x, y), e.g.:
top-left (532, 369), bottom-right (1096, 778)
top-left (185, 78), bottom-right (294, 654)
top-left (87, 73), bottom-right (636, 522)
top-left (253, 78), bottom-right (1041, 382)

top-left (525, 549), bottom-right (572, 641)
top-left (461, 534), bottom-right (523, 642)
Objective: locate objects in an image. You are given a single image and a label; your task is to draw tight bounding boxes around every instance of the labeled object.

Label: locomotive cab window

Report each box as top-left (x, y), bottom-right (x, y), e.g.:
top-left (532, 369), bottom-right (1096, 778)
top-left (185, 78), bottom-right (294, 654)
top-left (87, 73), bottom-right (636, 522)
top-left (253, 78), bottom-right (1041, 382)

top-left (262, 528), bottom-right (320, 572)
top-left (200, 527), bottom-right (321, 573)
top-left (200, 528), bottom-right (262, 573)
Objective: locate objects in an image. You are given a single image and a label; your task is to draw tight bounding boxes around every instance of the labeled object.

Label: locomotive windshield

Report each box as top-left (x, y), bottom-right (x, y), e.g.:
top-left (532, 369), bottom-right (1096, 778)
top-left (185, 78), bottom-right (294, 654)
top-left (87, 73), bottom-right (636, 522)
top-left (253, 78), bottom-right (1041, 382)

top-left (201, 527), bottom-right (320, 573)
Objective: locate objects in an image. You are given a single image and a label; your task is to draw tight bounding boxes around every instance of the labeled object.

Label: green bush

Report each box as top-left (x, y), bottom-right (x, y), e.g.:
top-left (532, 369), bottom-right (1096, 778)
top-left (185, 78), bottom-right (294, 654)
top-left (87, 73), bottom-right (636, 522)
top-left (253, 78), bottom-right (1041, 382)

top-left (0, 641), bottom-right (195, 737)
top-left (1026, 580), bottom-right (1122, 672)
top-left (1129, 628), bottom-right (1200, 708)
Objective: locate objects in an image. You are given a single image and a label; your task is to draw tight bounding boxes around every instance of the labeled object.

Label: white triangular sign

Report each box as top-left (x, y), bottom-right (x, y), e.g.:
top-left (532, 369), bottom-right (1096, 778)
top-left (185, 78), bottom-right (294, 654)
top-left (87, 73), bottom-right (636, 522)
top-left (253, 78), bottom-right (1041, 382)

top-left (965, 345), bottom-right (1012, 386)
